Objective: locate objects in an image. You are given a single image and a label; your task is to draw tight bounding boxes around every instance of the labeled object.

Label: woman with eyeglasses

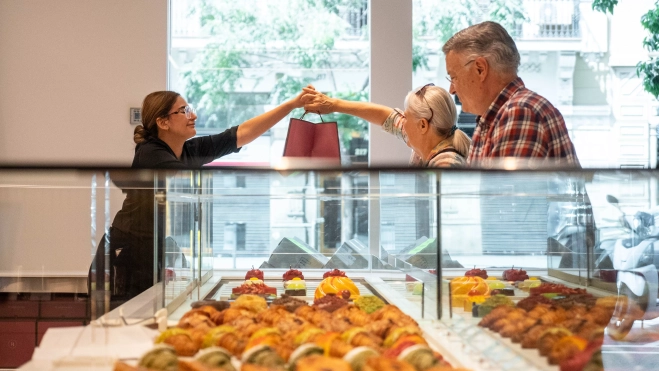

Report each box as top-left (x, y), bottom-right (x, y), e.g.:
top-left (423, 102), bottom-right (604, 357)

top-left (132, 90), bottom-right (310, 167)
top-left (90, 89), bottom-right (311, 308)
top-left (302, 84), bottom-right (471, 167)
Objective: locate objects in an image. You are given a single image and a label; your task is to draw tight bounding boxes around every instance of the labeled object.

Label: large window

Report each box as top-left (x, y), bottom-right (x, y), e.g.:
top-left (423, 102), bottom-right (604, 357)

top-left (412, 0), bottom-right (656, 169)
top-left (169, 0), bottom-right (371, 166)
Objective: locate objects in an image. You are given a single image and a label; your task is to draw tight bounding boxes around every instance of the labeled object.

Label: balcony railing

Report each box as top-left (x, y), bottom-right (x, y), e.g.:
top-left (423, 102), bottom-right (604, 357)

top-left (513, 0), bottom-right (581, 39)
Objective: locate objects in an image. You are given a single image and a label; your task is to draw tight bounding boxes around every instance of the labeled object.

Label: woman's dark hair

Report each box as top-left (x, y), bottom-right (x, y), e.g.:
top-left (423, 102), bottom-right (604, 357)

top-left (133, 91), bottom-right (180, 145)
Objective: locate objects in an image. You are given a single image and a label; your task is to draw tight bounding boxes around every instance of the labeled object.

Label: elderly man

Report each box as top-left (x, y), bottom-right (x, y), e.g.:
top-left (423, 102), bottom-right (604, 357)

top-left (443, 21), bottom-right (580, 167)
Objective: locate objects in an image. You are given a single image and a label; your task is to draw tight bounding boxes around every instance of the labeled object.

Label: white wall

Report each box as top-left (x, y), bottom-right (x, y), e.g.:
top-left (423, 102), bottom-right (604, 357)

top-left (0, 1), bottom-right (166, 280)
top-left (369, 0), bottom-right (413, 167)
top-left (0, 0), bottom-right (168, 165)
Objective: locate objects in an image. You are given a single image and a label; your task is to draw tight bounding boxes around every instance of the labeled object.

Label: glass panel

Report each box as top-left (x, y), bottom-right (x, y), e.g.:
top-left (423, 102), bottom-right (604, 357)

top-left (169, 0), bottom-right (371, 166)
top-left (5, 168), bottom-right (659, 369)
top-left (161, 171), bottom-right (199, 308)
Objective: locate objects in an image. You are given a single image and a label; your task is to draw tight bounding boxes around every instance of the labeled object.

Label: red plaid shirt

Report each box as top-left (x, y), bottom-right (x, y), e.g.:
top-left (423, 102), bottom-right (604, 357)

top-left (467, 78), bottom-right (580, 168)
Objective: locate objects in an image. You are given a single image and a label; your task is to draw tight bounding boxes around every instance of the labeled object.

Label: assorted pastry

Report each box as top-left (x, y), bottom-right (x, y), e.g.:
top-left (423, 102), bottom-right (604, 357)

top-left (231, 268), bottom-right (277, 300)
top-left (315, 269), bottom-right (360, 300)
top-left (115, 265), bottom-right (619, 371)
top-left (501, 266), bottom-right (529, 282)
top-left (477, 282), bottom-right (614, 370)
top-left (120, 293), bottom-right (468, 371)
top-left (464, 267), bottom-right (488, 280)
top-left (282, 268), bottom-right (306, 296)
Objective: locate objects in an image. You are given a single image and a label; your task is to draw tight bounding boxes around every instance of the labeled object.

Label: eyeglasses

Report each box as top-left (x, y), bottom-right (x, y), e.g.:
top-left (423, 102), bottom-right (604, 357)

top-left (445, 59), bottom-right (476, 84)
top-left (415, 83), bottom-right (435, 124)
top-left (165, 105), bottom-right (196, 119)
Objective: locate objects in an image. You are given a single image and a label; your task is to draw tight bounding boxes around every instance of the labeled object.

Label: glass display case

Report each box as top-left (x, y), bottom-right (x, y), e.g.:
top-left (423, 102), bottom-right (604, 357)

top-left (2, 167), bottom-right (659, 370)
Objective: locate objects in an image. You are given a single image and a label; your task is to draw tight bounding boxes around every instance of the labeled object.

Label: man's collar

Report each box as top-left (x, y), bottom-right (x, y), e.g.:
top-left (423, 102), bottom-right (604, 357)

top-left (476, 77), bottom-right (525, 128)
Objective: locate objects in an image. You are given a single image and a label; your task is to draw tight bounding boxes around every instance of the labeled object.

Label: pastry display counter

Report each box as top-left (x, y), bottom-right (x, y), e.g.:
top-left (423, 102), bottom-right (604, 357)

top-left (2, 167), bottom-right (659, 370)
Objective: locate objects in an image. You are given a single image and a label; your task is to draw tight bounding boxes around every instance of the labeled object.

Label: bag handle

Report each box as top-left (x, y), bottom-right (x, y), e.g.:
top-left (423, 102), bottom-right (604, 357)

top-left (299, 111), bottom-right (325, 123)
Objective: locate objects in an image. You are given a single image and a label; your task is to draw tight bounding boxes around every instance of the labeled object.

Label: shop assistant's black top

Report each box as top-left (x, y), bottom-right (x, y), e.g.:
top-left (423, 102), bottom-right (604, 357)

top-left (112, 126), bottom-right (241, 237)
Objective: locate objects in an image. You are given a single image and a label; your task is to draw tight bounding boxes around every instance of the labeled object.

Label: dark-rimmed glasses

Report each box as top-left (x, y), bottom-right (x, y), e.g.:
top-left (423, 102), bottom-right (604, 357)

top-left (445, 59), bottom-right (476, 84)
top-left (415, 83), bottom-right (435, 124)
top-left (165, 105), bottom-right (196, 119)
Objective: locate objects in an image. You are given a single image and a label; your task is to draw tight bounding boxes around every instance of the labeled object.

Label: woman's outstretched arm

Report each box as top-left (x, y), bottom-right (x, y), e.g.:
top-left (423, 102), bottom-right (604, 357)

top-left (236, 87), bottom-right (311, 148)
top-left (302, 87), bottom-right (393, 126)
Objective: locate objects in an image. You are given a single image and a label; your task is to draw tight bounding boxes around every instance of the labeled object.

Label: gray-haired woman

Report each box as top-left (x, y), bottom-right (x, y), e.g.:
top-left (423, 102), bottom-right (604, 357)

top-left (302, 85), bottom-right (471, 168)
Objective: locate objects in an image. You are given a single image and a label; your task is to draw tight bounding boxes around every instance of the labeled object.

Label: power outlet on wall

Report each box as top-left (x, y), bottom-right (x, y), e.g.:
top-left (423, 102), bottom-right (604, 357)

top-left (130, 108), bottom-right (141, 125)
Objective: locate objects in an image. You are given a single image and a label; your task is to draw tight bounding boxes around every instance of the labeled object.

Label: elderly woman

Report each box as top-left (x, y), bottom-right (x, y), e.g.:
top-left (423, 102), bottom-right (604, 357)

top-left (303, 84), bottom-right (470, 167)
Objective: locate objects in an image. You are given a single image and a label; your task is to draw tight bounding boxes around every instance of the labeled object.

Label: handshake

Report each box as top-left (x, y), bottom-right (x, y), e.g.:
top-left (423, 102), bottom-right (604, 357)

top-left (294, 85), bottom-right (336, 115)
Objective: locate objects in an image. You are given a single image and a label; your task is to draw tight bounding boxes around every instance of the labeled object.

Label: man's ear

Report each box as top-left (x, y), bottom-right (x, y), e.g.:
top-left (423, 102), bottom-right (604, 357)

top-left (475, 56), bottom-right (489, 82)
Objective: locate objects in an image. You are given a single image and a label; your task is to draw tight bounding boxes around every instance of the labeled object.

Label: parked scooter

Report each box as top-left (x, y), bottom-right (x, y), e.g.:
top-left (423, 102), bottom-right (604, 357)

top-left (604, 196), bottom-right (659, 340)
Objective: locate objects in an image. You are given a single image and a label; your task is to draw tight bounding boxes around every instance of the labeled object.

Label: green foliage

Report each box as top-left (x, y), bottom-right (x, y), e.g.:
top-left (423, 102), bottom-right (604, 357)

top-left (637, 59), bottom-right (659, 99)
top-left (592, 0), bottom-right (618, 14)
top-left (414, 0), bottom-right (527, 44)
top-left (180, 0), bottom-right (529, 150)
top-left (488, 0), bottom-right (529, 36)
top-left (637, 3), bottom-right (659, 99)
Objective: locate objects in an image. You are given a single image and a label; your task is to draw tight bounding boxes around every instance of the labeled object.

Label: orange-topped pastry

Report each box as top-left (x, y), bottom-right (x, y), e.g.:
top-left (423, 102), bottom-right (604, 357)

top-left (315, 269), bottom-right (360, 300)
top-left (450, 276), bottom-right (490, 307)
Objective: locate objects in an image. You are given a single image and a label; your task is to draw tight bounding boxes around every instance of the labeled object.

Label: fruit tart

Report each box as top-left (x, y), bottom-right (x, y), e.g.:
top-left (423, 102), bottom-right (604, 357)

top-left (283, 268), bottom-right (306, 296)
top-left (465, 267), bottom-right (488, 279)
top-left (232, 268), bottom-right (276, 299)
top-left (315, 269), bottom-right (360, 300)
top-left (502, 266), bottom-right (529, 281)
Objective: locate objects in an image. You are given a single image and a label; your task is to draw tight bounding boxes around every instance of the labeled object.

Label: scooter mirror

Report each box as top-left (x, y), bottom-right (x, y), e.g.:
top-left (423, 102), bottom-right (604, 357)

top-left (607, 195), bottom-right (619, 205)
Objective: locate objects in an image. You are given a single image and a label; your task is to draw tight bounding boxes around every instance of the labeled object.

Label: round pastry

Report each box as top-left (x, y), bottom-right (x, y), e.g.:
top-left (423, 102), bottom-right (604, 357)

top-left (537, 327), bottom-right (573, 356)
top-left (138, 344), bottom-right (179, 371)
top-left (315, 270), bottom-right (360, 300)
top-left (245, 328), bottom-right (282, 351)
top-left (398, 344), bottom-right (442, 371)
top-left (242, 344), bottom-right (285, 368)
top-left (294, 355), bottom-right (352, 371)
top-left (294, 328), bottom-right (326, 346)
top-left (201, 326), bottom-right (236, 348)
top-left (516, 295), bottom-right (553, 311)
top-left (241, 364), bottom-right (283, 371)
top-left (154, 328), bottom-right (199, 357)
top-left (343, 346), bottom-right (378, 371)
top-left (476, 295), bottom-right (514, 317)
top-left (231, 294), bottom-right (268, 313)
top-left (191, 300), bottom-right (231, 312)
top-left (383, 327), bottom-right (423, 348)
top-left (363, 357), bottom-right (416, 371)
top-left (287, 343), bottom-right (324, 370)
top-left (312, 293), bottom-right (349, 313)
top-left (272, 294), bottom-right (309, 313)
top-left (354, 295), bottom-right (386, 314)
top-left (195, 346), bottom-right (236, 371)
top-left (548, 335), bottom-right (588, 365)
